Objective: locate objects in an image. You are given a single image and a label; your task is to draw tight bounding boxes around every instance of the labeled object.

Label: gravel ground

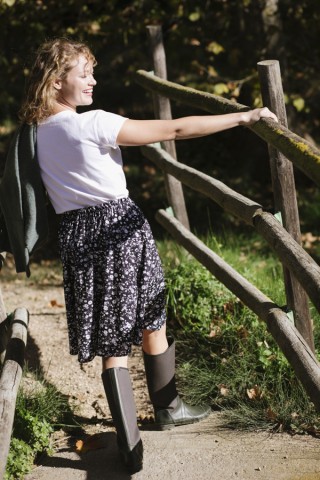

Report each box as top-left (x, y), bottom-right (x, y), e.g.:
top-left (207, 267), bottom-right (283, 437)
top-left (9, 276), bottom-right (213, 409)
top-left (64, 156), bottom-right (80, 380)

top-left (2, 260), bottom-right (320, 480)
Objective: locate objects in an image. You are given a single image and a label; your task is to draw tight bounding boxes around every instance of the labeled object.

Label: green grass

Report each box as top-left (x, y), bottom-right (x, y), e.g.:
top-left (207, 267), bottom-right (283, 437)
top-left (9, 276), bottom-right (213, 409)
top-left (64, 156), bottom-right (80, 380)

top-left (5, 368), bottom-right (76, 480)
top-left (159, 230), bottom-right (320, 435)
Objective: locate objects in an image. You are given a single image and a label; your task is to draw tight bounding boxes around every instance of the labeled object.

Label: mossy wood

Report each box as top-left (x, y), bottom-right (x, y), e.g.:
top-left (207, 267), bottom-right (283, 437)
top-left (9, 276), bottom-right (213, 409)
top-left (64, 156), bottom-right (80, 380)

top-left (258, 60), bottom-right (313, 351)
top-left (135, 70), bottom-right (320, 186)
top-left (0, 308), bottom-right (29, 479)
top-left (156, 209), bottom-right (320, 411)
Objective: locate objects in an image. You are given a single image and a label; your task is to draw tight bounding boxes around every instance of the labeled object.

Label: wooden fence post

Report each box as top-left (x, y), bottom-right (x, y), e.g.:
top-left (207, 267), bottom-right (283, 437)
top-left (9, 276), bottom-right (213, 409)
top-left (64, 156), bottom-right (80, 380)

top-left (0, 292), bottom-right (8, 365)
top-left (257, 60), bottom-right (314, 352)
top-left (146, 25), bottom-right (190, 229)
top-left (0, 308), bottom-right (29, 479)
top-left (0, 254), bottom-right (8, 364)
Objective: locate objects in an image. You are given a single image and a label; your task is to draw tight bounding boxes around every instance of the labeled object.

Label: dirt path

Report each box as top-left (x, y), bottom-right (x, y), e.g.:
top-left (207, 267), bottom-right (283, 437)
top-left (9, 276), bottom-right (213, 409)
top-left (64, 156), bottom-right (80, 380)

top-left (2, 268), bottom-right (320, 480)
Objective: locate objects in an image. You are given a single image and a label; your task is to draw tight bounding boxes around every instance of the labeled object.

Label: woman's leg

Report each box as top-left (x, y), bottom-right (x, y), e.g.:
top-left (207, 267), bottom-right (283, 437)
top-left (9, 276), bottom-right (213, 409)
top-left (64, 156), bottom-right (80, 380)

top-left (142, 327), bottom-right (211, 430)
top-left (101, 355), bottom-right (143, 474)
top-left (142, 324), bottom-right (168, 355)
top-left (102, 355), bottom-right (128, 371)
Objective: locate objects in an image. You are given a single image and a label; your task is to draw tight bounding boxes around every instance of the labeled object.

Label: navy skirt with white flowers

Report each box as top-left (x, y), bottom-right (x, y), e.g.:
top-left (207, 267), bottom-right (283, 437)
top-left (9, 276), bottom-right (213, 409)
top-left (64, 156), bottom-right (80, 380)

top-left (58, 197), bottom-right (166, 363)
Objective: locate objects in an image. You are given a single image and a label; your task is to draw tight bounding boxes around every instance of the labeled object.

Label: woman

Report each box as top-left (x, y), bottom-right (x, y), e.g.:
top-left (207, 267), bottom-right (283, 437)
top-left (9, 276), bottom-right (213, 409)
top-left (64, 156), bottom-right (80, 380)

top-left (19, 38), bottom-right (277, 473)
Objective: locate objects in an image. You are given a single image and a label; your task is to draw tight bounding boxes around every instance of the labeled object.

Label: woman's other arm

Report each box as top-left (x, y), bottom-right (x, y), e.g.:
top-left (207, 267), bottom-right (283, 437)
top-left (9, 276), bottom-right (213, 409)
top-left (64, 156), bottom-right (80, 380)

top-left (116, 107), bottom-right (278, 146)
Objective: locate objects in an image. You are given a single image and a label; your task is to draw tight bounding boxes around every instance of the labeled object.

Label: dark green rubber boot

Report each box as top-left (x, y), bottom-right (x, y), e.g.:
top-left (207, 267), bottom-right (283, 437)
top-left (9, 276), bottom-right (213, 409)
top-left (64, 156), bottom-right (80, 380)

top-left (143, 338), bottom-right (211, 430)
top-left (102, 367), bottom-right (143, 473)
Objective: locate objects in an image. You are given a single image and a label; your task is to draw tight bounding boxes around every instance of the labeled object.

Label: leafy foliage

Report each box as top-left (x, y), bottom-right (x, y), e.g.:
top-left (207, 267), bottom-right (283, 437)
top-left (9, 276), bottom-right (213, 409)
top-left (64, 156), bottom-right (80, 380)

top-left (4, 438), bottom-right (34, 480)
top-left (5, 369), bottom-right (74, 480)
top-left (13, 409), bottom-right (53, 454)
top-left (166, 259), bottom-right (236, 333)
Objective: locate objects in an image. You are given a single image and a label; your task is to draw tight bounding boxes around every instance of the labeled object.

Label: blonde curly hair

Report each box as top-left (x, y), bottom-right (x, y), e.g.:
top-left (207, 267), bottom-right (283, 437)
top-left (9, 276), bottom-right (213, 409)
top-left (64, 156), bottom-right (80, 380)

top-left (19, 38), bottom-right (96, 124)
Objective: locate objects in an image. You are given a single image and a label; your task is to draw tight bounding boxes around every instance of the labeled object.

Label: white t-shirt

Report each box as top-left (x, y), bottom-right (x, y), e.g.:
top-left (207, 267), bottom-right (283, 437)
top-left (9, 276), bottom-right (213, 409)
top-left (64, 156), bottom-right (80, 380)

top-left (37, 109), bottom-right (128, 213)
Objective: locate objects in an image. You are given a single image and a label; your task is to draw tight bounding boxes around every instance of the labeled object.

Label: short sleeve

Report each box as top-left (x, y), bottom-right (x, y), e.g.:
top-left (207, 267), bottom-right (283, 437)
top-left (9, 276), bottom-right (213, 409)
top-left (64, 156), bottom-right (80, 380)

top-left (91, 110), bottom-right (128, 148)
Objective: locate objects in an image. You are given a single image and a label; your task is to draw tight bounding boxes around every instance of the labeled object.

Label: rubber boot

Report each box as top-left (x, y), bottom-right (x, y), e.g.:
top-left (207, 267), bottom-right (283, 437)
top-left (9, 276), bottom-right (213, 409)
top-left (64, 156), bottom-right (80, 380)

top-left (143, 338), bottom-right (211, 430)
top-left (101, 367), bottom-right (143, 473)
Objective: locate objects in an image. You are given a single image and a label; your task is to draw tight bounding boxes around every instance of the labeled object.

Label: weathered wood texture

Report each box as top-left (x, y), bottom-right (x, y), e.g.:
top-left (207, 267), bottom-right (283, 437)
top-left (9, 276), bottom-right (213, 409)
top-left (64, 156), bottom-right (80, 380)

top-left (146, 25), bottom-right (190, 229)
top-left (258, 60), bottom-right (314, 351)
top-left (0, 315), bottom-right (11, 366)
top-left (0, 253), bottom-right (6, 272)
top-left (135, 69), bottom-right (320, 186)
top-left (142, 144), bottom-right (320, 316)
top-left (0, 253), bottom-right (7, 323)
top-left (156, 209), bottom-right (320, 411)
top-left (0, 308), bottom-right (29, 479)
top-left (0, 253), bottom-right (8, 364)
top-left (141, 144), bottom-right (263, 225)
top-left (257, 60), bottom-right (300, 237)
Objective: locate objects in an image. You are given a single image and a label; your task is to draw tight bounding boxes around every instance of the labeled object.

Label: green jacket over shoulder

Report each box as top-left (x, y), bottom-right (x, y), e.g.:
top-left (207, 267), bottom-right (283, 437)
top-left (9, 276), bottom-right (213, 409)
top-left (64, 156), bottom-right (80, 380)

top-left (0, 123), bottom-right (48, 277)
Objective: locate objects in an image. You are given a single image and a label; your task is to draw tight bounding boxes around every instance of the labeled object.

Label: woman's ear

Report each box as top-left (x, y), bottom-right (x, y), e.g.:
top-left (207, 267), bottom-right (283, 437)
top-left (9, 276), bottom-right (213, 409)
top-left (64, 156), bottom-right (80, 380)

top-left (53, 78), bottom-right (62, 90)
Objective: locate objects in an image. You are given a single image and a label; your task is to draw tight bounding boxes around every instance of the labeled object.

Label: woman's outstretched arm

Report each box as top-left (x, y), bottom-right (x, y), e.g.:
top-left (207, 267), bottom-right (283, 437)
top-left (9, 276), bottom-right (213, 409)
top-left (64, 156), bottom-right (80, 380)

top-left (116, 107), bottom-right (277, 146)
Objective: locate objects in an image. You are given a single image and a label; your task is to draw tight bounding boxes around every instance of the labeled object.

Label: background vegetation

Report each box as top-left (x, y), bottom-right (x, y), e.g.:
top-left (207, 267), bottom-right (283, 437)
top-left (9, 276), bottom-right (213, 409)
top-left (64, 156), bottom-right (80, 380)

top-left (1, 0), bottom-right (320, 242)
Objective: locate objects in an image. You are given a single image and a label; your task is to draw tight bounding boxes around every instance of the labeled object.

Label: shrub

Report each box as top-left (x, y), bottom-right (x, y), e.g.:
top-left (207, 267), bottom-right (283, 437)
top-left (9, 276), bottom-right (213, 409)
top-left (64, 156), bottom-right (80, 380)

top-left (5, 369), bottom-right (74, 479)
top-left (5, 438), bottom-right (34, 480)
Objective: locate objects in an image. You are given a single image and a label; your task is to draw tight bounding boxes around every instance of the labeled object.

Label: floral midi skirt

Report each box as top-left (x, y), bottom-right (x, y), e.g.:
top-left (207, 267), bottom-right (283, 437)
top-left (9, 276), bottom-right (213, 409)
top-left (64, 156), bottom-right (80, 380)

top-left (58, 197), bottom-right (167, 363)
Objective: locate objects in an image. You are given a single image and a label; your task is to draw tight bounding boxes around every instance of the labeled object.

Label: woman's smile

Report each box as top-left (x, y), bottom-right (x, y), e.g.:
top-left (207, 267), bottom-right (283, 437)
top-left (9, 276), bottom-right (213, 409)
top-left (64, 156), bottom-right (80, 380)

top-left (55, 54), bottom-right (97, 110)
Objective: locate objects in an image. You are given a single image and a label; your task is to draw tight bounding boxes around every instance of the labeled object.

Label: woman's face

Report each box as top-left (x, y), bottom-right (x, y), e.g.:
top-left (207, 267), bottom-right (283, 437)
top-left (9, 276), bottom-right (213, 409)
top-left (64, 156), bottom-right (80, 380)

top-left (54, 55), bottom-right (97, 110)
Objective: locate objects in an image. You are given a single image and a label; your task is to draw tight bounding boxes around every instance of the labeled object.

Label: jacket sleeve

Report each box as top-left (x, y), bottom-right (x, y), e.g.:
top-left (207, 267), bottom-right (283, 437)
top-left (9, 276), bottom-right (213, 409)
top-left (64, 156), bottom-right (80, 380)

top-left (0, 123), bottom-right (49, 276)
top-left (0, 126), bottom-right (27, 272)
top-left (19, 124), bottom-right (49, 265)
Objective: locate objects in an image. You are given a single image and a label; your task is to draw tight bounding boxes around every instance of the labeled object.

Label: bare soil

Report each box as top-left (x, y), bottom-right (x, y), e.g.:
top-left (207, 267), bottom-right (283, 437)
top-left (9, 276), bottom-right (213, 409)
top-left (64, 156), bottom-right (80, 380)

top-left (2, 259), bottom-right (320, 480)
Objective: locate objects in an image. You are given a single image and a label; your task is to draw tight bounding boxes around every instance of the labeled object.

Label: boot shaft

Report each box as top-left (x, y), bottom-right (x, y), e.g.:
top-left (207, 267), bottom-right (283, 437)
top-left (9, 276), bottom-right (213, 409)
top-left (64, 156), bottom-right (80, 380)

top-left (143, 338), bottom-right (178, 409)
top-left (101, 367), bottom-right (141, 450)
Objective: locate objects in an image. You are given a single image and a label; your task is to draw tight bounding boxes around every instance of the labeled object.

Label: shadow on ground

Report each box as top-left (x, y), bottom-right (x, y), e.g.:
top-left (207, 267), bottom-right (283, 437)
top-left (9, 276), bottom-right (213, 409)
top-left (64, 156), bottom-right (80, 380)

top-left (27, 431), bottom-right (133, 480)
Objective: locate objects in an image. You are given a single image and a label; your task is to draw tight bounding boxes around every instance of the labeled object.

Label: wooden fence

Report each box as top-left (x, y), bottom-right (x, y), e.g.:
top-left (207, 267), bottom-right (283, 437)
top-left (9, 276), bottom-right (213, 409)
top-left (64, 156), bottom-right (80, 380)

top-left (138, 26), bottom-right (320, 411)
top-left (0, 285), bottom-right (29, 479)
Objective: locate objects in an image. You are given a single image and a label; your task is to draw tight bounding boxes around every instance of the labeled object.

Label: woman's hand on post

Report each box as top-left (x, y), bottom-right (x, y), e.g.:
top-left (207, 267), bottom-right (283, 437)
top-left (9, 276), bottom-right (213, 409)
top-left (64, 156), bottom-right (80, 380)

top-left (240, 107), bottom-right (278, 126)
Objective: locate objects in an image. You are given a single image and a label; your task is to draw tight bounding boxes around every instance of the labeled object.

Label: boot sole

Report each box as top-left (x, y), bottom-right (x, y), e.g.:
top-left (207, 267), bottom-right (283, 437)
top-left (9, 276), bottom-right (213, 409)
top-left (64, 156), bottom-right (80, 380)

top-left (155, 410), bottom-right (211, 431)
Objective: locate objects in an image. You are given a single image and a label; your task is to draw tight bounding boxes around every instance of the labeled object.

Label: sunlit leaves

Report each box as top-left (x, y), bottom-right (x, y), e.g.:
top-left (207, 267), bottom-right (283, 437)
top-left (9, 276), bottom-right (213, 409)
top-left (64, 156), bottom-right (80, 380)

top-left (1, 0), bottom-right (16, 6)
top-left (189, 11), bottom-right (201, 22)
top-left (213, 83), bottom-right (229, 95)
top-left (206, 41), bottom-right (225, 55)
top-left (292, 96), bottom-right (305, 112)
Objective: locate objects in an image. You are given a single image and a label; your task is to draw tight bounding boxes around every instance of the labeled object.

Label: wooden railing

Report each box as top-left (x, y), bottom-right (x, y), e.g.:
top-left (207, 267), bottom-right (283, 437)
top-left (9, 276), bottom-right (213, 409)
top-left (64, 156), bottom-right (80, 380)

top-left (137, 25), bottom-right (320, 411)
top-left (0, 282), bottom-right (29, 479)
top-left (135, 69), bottom-right (320, 187)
